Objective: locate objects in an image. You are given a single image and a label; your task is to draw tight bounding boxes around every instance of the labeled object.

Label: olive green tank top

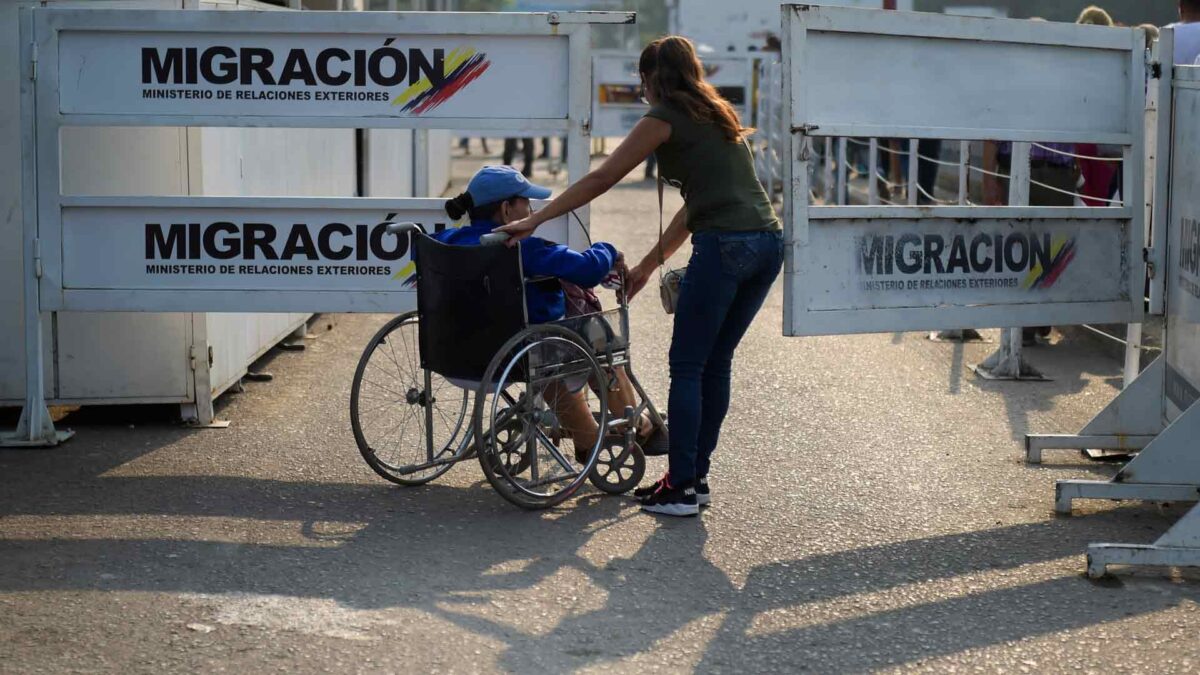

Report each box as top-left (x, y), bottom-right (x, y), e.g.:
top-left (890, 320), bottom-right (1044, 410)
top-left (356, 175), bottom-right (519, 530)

top-left (644, 102), bottom-right (780, 233)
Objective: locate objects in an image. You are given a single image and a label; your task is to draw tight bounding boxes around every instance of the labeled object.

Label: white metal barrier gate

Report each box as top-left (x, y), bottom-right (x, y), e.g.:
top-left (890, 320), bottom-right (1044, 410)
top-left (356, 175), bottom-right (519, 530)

top-left (1032, 27), bottom-right (1200, 577)
top-left (782, 6), bottom-right (1162, 575)
top-left (782, 5), bottom-right (1148, 337)
top-left (2, 8), bottom-right (632, 447)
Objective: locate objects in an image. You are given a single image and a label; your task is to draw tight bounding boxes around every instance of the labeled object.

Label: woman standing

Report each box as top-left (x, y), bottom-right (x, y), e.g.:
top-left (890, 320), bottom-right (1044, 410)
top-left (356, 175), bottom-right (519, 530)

top-left (498, 36), bottom-right (783, 517)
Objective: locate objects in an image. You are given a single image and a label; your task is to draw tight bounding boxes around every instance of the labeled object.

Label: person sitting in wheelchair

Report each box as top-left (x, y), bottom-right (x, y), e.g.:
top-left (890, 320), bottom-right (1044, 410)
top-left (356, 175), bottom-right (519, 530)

top-left (439, 165), bottom-right (651, 460)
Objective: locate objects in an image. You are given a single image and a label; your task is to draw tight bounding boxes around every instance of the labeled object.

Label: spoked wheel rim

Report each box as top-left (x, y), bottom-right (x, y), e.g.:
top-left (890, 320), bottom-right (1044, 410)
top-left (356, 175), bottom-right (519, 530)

top-left (351, 313), bottom-right (470, 485)
top-left (483, 407), bottom-right (532, 476)
top-left (588, 439), bottom-right (646, 495)
top-left (476, 326), bottom-right (608, 508)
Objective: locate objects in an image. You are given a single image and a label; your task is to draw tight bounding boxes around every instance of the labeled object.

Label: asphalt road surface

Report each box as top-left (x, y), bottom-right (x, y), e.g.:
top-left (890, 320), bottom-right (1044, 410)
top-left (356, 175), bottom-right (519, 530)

top-left (2, 149), bottom-right (1198, 673)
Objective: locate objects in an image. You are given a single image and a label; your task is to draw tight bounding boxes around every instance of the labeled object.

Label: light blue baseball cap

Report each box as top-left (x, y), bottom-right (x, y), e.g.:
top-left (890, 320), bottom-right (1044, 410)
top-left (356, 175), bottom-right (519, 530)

top-left (466, 165), bottom-right (552, 206)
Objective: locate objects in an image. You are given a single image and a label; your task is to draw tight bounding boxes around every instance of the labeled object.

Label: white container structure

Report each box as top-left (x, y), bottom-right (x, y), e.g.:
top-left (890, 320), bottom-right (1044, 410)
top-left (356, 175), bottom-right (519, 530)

top-left (0, 0), bottom-right (434, 425)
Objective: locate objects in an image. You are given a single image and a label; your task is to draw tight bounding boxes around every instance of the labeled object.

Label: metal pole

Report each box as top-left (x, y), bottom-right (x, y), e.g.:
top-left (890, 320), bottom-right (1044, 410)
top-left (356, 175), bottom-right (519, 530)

top-left (1124, 323), bottom-right (1143, 387)
top-left (867, 138), bottom-right (879, 205)
top-left (412, 129), bottom-right (430, 197)
top-left (764, 66), bottom-right (776, 199)
top-left (972, 141), bottom-right (1045, 381)
top-left (2, 11), bottom-right (72, 447)
top-left (958, 140), bottom-right (969, 205)
top-left (565, 24), bottom-right (593, 248)
top-left (823, 137), bottom-right (834, 204)
top-left (836, 137), bottom-right (847, 205)
top-left (1004, 141), bottom-right (1032, 375)
top-left (906, 138), bottom-right (918, 205)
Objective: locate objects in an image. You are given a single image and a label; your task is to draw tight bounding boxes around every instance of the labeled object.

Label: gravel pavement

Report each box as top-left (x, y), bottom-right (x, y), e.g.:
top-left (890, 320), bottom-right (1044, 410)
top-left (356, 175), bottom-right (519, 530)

top-left (1, 149), bottom-right (1198, 673)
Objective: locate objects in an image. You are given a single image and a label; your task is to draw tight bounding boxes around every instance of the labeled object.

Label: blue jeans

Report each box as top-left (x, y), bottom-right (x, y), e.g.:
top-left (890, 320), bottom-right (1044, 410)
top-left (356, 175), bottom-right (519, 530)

top-left (667, 229), bottom-right (784, 486)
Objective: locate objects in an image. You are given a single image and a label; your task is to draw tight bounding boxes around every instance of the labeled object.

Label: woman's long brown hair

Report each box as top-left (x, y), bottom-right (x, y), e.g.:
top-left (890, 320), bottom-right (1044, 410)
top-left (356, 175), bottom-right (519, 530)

top-left (639, 35), bottom-right (752, 143)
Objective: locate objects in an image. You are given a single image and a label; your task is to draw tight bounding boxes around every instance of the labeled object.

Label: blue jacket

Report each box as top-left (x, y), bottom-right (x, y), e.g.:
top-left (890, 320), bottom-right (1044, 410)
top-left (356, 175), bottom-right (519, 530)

top-left (432, 220), bottom-right (618, 323)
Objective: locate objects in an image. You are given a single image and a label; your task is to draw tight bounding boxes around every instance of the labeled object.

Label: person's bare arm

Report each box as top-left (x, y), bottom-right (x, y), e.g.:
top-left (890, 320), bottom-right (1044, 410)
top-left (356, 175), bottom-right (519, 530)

top-left (626, 204), bottom-right (688, 300)
top-left (497, 117), bottom-right (671, 243)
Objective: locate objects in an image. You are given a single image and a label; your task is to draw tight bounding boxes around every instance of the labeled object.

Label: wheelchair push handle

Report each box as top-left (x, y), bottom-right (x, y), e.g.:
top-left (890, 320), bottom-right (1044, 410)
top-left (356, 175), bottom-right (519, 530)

top-left (479, 232), bottom-right (511, 247)
top-left (385, 222), bottom-right (424, 237)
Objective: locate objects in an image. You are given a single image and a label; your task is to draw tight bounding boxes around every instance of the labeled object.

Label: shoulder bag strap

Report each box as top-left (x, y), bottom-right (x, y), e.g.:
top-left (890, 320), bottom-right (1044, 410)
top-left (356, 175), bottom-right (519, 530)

top-left (656, 156), bottom-right (665, 281)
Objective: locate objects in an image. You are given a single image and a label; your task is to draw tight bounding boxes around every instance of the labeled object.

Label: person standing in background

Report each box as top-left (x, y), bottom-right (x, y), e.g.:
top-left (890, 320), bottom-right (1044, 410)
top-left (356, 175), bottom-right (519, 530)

top-left (1172, 0), bottom-right (1200, 64)
top-left (502, 138), bottom-right (535, 178)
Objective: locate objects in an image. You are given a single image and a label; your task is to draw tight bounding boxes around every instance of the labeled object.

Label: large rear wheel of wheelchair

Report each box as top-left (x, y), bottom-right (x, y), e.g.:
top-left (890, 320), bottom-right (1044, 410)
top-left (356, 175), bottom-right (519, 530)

top-left (351, 312), bottom-right (470, 486)
top-left (474, 325), bottom-right (609, 510)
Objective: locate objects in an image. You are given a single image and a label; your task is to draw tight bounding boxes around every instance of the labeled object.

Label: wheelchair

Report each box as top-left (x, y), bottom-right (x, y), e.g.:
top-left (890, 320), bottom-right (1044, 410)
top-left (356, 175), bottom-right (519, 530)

top-left (349, 223), bottom-right (668, 509)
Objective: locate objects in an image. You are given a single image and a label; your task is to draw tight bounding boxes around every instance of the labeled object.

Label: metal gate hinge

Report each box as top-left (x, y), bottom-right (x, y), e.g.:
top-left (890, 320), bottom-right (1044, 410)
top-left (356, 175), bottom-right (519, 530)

top-left (791, 124), bottom-right (819, 135)
top-left (29, 42), bottom-right (37, 81)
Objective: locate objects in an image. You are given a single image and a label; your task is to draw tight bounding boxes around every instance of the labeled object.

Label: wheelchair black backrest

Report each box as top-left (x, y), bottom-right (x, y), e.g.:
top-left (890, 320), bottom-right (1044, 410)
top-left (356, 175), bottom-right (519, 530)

top-left (413, 232), bottom-right (527, 382)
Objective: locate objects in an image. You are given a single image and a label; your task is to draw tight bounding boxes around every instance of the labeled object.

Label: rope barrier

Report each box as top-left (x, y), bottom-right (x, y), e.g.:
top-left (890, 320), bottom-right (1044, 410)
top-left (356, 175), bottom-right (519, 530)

top-left (1080, 324), bottom-right (1161, 352)
top-left (876, 143), bottom-right (911, 157)
top-left (967, 164), bottom-right (1011, 180)
top-left (916, 182), bottom-right (957, 205)
top-left (1028, 177), bottom-right (1125, 206)
top-left (1032, 142), bottom-right (1123, 162)
top-left (917, 153), bottom-right (963, 168)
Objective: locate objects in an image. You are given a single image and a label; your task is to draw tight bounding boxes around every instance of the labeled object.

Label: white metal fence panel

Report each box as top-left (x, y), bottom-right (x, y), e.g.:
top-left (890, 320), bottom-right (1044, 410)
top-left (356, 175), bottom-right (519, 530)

top-left (29, 8), bottom-right (615, 313)
top-left (795, 9), bottom-right (1135, 143)
top-left (782, 5), bottom-right (1146, 336)
top-left (1163, 65), bottom-right (1200, 422)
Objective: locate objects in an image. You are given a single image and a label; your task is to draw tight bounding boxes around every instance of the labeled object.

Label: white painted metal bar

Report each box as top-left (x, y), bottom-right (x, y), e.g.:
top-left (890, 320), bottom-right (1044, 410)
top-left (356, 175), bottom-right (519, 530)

top-left (985, 140), bottom-right (1036, 381)
top-left (765, 71), bottom-right (777, 200)
top-left (836, 138), bottom-right (848, 206)
top-left (958, 140), bottom-right (969, 205)
top-left (807, 205), bottom-right (1131, 219)
top-left (823, 137), bottom-right (834, 204)
top-left (1023, 356), bottom-right (1165, 463)
top-left (1147, 37), bottom-right (1171, 316)
top-left (0, 10), bottom-right (72, 447)
top-left (1124, 323), bottom-right (1143, 387)
top-left (795, 5), bottom-right (1136, 51)
top-left (1056, 481), bottom-right (1200, 516)
top-left (56, 115), bottom-right (573, 132)
top-left (412, 129), bottom-right (430, 197)
top-left (867, 138), bottom-right (878, 205)
top-left (810, 125), bottom-right (1132, 146)
top-left (41, 7), bottom-right (636, 33)
top-left (565, 22), bottom-right (593, 248)
top-left (906, 139), bottom-right (917, 205)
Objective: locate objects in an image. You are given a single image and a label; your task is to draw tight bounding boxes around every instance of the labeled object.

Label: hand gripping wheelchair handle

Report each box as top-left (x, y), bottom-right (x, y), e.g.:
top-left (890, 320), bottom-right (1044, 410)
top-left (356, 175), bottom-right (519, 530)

top-left (479, 232), bottom-right (511, 247)
top-left (385, 222), bottom-right (424, 237)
